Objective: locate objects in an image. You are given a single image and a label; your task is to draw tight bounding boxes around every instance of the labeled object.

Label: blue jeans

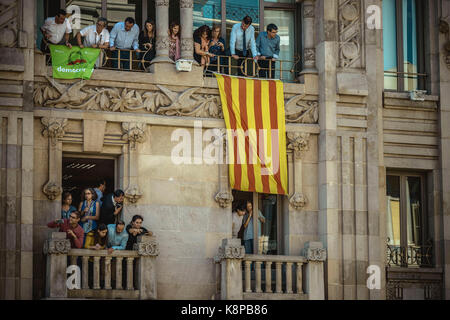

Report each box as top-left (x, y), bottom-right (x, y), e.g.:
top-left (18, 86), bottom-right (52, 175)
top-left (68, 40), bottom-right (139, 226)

top-left (244, 239), bottom-right (253, 254)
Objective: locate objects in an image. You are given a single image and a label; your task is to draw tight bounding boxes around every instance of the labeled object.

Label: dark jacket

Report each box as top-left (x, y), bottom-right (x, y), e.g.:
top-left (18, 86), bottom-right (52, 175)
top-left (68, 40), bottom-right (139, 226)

top-left (125, 224), bottom-right (150, 250)
top-left (100, 194), bottom-right (121, 225)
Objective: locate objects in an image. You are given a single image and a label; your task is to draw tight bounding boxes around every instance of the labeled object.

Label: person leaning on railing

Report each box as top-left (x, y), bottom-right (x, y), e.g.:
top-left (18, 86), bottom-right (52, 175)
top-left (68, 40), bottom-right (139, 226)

top-left (109, 17), bottom-right (141, 70)
top-left (47, 211), bottom-right (84, 249)
top-left (256, 23), bottom-right (280, 79)
top-left (229, 15), bottom-right (259, 76)
top-left (40, 9), bottom-right (72, 53)
top-left (193, 25), bottom-right (215, 68)
top-left (76, 17), bottom-right (110, 67)
top-left (138, 19), bottom-right (156, 70)
top-left (208, 25), bottom-right (226, 73)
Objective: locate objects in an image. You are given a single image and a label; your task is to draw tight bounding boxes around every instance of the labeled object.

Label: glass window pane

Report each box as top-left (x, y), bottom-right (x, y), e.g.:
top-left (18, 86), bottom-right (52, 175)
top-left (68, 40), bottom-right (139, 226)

top-left (386, 175), bottom-right (401, 246)
top-left (263, 9), bottom-right (295, 81)
top-left (193, 0), bottom-right (221, 29)
top-left (383, 0), bottom-right (398, 90)
top-left (259, 194), bottom-right (277, 255)
top-left (264, 0), bottom-right (295, 3)
top-left (406, 176), bottom-right (422, 246)
top-left (402, 0), bottom-right (418, 91)
top-left (226, 0), bottom-right (259, 42)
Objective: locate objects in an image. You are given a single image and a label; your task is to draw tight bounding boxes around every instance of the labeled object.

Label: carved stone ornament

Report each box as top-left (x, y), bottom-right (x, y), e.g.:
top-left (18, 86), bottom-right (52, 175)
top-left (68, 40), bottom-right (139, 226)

top-left (155, 0), bottom-right (169, 6)
top-left (43, 181), bottom-right (63, 201)
top-left (156, 36), bottom-right (171, 51)
top-left (287, 132), bottom-right (310, 158)
top-left (124, 185), bottom-right (143, 204)
top-left (215, 244), bottom-right (245, 262)
top-left (181, 38), bottom-right (194, 52)
top-left (304, 48), bottom-right (316, 64)
top-left (41, 117), bottom-right (68, 146)
top-left (0, 1), bottom-right (18, 48)
top-left (303, 3), bottom-right (315, 18)
top-left (339, 0), bottom-right (362, 68)
top-left (122, 122), bottom-right (147, 149)
top-left (6, 197), bottom-right (16, 217)
top-left (289, 192), bottom-right (307, 210)
top-left (134, 241), bottom-right (160, 256)
top-left (285, 94), bottom-right (318, 124)
top-left (214, 190), bottom-right (233, 208)
top-left (43, 239), bottom-right (71, 255)
top-left (306, 248), bottom-right (327, 262)
top-left (180, 0), bottom-right (194, 8)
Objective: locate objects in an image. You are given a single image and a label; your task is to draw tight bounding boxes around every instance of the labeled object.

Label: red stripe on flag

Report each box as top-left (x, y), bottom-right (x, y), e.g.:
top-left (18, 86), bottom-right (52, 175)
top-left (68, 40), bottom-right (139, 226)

top-left (239, 78), bottom-right (255, 192)
top-left (254, 80), bottom-right (270, 194)
top-left (268, 80), bottom-right (284, 194)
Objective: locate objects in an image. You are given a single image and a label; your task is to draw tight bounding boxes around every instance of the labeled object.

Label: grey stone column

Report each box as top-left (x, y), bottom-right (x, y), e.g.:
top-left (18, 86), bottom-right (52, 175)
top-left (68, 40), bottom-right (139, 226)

top-left (180, 0), bottom-right (194, 60)
top-left (215, 239), bottom-right (245, 300)
top-left (135, 235), bottom-right (159, 299)
top-left (153, 0), bottom-right (172, 63)
top-left (43, 232), bottom-right (70, 298)
top-left (302, 0), bottom-right (317, 73)
top-left (303, 242), bottom-right (326, 300)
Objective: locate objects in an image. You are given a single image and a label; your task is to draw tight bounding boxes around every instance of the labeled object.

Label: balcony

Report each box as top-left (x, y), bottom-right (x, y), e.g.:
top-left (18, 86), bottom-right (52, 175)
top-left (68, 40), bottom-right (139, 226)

top-left (44, 232), bottom-right (159, 299)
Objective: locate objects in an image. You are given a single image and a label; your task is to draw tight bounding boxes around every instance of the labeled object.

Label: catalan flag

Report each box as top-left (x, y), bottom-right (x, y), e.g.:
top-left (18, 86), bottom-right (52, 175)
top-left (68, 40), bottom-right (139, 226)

top-left (215, 74), bottom-right (288, 195)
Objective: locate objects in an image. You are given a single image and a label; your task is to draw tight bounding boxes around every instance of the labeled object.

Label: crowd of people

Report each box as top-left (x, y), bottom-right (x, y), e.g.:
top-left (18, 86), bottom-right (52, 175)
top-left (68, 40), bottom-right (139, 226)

top-left (47, 179), bottom-right (153, 251)
top-left (40, 10), bottom-right (281, 77)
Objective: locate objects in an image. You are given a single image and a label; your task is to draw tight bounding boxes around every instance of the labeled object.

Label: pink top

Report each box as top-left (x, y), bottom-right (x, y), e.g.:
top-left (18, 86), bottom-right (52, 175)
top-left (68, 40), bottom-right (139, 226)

top-left (169, 36), bottom-right (180, 61)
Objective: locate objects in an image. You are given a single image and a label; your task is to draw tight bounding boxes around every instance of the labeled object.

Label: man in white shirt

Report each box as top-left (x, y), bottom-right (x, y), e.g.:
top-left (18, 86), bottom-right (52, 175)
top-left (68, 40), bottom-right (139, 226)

top-left (76, 17), bottom-right (110, 67)
top-left (40, 9), bottom-right (72, 52)
top-left (76, 17), bottom-right (109, 49)
top-left (232, 202), bottom-right (247, 239)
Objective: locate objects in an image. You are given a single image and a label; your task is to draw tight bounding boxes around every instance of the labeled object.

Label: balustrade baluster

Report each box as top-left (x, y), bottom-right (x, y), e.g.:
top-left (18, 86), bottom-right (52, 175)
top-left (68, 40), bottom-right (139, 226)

top-left (275, 262), bottom-right (282, 293)
top-left (286, 262), bottom-right (293, 294)
top-left (115, 257), bottom-right (123, 289)
top-left (70, 255), bottom-right (77, 267)
top-left (245, 261), bottom-right (252, 293)
top-left (93, 256), bottom-right (101, 289)
top-left (126, 257), bottom-right (134, 290)
top-left (104, 256), bottom-right (112, 290)
top-left (265, 261), bottom-right (272, 293)
top-left (82, 256), bottom-right (89, 289)
top-left (296, 262), bottom-right (303, 294)
top-left (255, 261), bottom-right (262, 293)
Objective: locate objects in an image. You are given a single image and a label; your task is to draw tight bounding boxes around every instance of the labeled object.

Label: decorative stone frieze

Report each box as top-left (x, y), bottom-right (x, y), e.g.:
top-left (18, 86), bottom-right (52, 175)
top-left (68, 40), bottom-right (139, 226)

top-left (155, 0), bottom-right (169, 6)
top-left (338, 0), bottom-right (363, 68)
top-left (287, 132), bottom-right (310, 159)
top-left (0, 1), bottom-right (18, 48)
top-left (43, 239), bottom-right (71, 255)
top-left (156, 36), bottom-right (171, 51)
top-left (289, 192), bottom-right (307, 210)
top-left (181, 38), bottom-right (194, 52)
top-left (41, 117), bottom-right (67, 146)
top-left (214, 190), bottom-right (233, 208)
top-left (303, 2), bottom-right (315, 18)
top-left (285, 94), bottom-right (319, 124)
top-left (304, 243), bottom-right (327, 262)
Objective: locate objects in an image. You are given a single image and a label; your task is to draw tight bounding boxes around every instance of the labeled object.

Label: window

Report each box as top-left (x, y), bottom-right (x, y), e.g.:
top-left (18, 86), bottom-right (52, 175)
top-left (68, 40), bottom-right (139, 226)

top-left (386, 172), bottom-right (432, 267)
top-left (383, 0), bottom-right (426, 91)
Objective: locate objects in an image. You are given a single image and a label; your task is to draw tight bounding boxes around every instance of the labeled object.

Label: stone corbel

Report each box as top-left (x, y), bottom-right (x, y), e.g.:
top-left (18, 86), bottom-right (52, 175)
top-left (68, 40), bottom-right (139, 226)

top-left (43, 233), bottom-right (71, 255)
top-left (214, 238), bottom-right (245, 263)
top-left (134, 235), bottom-right (159, 256)
top-left (215, 128), bottom-right (233, 208)
top-left (41, 117), bottom-right (67, 200)
top-left (303, 241), bottom-right (327, 262)
top-left (122, 122), bottom-right (147, 204)
top-left (287, 132), bottom-right (310, 210)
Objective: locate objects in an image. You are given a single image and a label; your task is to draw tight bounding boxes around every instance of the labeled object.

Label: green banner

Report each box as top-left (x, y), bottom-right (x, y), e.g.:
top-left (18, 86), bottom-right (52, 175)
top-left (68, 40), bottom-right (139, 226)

top-left (49, 45), bottom-right (100, 79)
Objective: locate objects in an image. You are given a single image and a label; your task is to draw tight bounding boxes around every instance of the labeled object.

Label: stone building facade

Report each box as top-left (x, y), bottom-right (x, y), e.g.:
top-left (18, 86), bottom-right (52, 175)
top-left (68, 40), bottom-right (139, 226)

top-left (0, 0), bottom-right (448, 300)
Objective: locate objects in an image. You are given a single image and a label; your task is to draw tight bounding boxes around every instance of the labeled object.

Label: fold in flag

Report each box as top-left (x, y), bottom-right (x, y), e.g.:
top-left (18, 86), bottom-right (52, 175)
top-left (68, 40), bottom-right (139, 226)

top-left (215, 74), bottom-right (288, 195)
top-left (49, 44), bottom-right (100, 79)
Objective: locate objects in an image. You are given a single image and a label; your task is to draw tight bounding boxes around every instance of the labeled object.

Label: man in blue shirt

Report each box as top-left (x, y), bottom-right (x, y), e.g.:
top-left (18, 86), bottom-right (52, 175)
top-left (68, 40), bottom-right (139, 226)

top-left (109, 17), bottom-right (140, 70)
top-left (242, 200), bottom-right (265, 254)
top-left (107, 220), bottom-right (129, 252)
top-left (229, 16), bottom-right (259, 76)
top-left (256, 24), bottom-right (280, 79)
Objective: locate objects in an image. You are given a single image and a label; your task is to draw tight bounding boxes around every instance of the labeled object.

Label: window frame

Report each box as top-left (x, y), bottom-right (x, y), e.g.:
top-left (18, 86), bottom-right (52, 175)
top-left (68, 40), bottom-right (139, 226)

top-left (386, 170), bottom-right (429, 267)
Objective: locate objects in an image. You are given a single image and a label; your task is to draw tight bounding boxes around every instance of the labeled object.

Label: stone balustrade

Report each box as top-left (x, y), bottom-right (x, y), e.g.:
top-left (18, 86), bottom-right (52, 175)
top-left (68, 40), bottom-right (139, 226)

top-left (215, 239), bottom-right (326, 300)
top-left (44, 232), bottom-right (159, 300)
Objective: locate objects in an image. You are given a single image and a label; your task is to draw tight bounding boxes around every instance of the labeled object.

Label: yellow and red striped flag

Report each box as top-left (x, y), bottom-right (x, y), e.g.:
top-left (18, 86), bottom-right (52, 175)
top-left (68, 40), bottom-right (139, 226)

top-left (215, 74), bottom-right (288, 195)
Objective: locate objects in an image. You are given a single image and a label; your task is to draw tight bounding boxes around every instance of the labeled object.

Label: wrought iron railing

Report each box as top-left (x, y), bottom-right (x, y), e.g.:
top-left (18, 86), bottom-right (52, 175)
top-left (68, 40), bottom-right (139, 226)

top-left (204, 54), bottom-right (302, 82)
top-left (386, 238), bottom-right (433, 268)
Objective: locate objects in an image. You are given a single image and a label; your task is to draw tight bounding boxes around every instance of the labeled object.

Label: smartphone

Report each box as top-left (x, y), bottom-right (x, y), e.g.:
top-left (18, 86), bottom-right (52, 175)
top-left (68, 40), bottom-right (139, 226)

top-left (56, 219), bottom-right (64, 224)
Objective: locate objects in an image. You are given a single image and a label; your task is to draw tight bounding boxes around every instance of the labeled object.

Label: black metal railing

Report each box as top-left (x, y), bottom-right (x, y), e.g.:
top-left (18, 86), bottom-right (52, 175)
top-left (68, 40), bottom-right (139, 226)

top-left (386, 238), bottom-right (433, 268)
top-left (204, 54), bottom-right (302, 82)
